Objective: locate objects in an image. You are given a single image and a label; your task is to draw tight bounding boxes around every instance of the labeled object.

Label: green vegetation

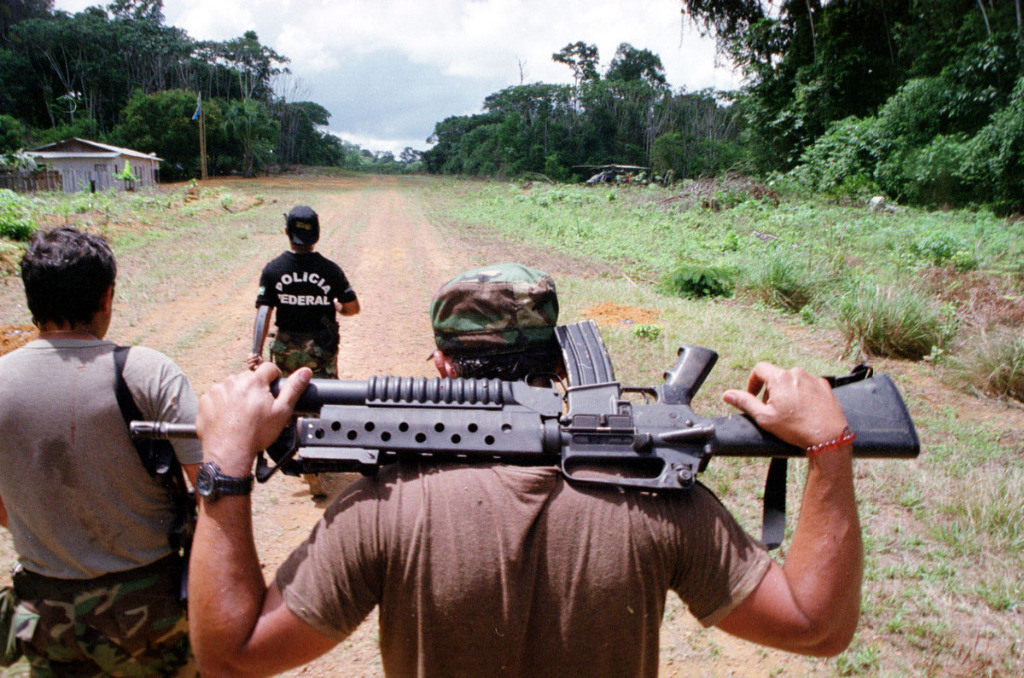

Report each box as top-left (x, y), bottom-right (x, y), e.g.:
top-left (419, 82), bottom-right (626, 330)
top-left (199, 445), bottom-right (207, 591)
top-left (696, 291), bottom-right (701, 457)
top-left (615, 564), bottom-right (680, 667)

top-left (660, 262), bottom-right (736, 299)
top-left (420, 2), bottom-right (1024, 212)
top-left (5, 2), bottom-right (1024, 208)
top-left (952, 328), bottom-right (1024, 402)
top-left (836, 280), bottom-right (956, 361)
top-left (0, 189), bottom-right (38, 240)
top-left (422, 48), bottom-right (742, 182)
top-left (429, 178), bottom-right (1024, 385)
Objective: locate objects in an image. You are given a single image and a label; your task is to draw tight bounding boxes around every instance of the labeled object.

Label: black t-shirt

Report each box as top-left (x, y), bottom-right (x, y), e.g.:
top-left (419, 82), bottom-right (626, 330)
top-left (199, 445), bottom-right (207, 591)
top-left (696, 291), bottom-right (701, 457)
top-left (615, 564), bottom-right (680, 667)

top-left (256, 251), bottom-right (356, 334)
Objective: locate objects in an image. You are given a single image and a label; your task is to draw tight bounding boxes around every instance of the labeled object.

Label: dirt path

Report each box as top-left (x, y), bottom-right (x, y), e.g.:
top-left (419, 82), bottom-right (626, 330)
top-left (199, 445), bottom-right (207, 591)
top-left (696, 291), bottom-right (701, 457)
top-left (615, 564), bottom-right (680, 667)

top-left (157, 177), bottom-right (473, 677)
top-left (251, 178), bottom-right (473, 677)
top-left (0, 176), bottom-right (810, 677)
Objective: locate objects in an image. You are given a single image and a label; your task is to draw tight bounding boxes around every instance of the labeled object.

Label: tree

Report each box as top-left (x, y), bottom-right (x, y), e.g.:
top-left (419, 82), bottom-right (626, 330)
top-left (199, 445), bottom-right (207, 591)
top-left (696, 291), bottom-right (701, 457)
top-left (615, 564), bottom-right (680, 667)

top-left (106, 0), bottom-right (163, 22)
top-left (0, 0), bottom-right (52, 46)
top-left (0, 114), bottom-right (27, 153)
top-left (111, 88), bottom-right (225, 181)
top-left (399, 147), bottom-right (422, 164)
top-left (222, 98), bottom-right (279, 176)
top-left (552, 41), bottom-right (600, 88)
top-left (605, 43), bottom-right (668, 90)
top-left (215, 31), bottom-right (289, 101)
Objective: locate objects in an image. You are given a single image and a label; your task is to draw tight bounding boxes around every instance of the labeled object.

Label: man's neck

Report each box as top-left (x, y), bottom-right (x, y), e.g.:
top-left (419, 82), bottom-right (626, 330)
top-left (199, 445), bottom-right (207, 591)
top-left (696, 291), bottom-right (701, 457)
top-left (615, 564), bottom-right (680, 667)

top-left (37, 321), bottom-right (99, 340)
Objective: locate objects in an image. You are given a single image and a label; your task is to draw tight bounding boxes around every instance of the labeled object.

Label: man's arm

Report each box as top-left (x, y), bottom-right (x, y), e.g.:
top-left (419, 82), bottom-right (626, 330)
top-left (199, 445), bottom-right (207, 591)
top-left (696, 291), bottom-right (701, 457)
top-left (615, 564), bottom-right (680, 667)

top-left (246, 305), bottom-right (274, 370)
top-left (715, 363), bottom-right (863, 656)
top-left (189, 365), bottom-right (338, 676)
top-left (335, 297), bottom-right (360, 316)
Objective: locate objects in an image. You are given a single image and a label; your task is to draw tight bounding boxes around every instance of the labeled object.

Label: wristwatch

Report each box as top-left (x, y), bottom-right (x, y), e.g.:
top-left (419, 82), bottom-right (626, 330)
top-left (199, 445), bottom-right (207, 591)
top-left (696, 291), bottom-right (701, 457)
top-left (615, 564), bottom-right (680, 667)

top-left (195, 462), bottom-right (253, 503)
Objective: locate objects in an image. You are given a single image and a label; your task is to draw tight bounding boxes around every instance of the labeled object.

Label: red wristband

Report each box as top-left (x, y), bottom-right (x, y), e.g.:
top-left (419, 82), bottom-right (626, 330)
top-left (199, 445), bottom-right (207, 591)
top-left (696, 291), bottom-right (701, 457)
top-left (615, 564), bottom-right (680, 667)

top-left (805, 426), bottom-right (856, 457)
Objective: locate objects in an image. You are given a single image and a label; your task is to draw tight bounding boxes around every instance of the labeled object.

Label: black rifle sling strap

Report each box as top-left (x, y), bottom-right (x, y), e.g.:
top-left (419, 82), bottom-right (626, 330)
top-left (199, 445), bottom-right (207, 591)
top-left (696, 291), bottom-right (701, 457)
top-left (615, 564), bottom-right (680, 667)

top-left (112, 346), bottom-right (194, 599)
top-left (759, 364), bottom-right (876, 550)
top-left (761, 458), bottom-right (787, 550)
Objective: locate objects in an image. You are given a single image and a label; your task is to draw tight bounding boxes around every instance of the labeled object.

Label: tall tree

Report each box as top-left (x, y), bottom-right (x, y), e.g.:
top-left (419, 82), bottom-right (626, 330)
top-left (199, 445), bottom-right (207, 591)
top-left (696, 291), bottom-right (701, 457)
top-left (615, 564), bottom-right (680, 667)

top-left (0, 0), bottom-right (52, 45)
top-left (222, 97), bottom-right (279, 176)
top-left (604, 43), bottom-right (668, 90)
top-left (552, 41), bottom-right (601, 88)
top-left (215, 31), bottom-right (289, 101)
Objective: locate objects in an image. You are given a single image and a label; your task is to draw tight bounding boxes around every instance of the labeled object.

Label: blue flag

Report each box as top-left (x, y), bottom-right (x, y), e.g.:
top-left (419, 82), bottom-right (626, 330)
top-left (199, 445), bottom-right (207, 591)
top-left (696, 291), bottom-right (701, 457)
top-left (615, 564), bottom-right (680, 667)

top-left (192, 94), bottom-right (201, 121)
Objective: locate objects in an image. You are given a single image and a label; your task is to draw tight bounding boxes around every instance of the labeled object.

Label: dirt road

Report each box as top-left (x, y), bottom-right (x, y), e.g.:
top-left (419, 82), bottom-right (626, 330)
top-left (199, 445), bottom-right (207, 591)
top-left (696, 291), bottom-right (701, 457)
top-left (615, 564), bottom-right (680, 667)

top-left (0, 176), bottom-right (811, 677)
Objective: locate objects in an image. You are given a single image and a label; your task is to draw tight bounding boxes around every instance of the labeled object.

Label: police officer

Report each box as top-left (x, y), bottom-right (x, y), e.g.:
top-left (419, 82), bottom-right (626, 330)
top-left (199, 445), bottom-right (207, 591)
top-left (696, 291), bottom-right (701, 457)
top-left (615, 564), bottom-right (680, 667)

top-left (247, 205), bottom-right (360, 378)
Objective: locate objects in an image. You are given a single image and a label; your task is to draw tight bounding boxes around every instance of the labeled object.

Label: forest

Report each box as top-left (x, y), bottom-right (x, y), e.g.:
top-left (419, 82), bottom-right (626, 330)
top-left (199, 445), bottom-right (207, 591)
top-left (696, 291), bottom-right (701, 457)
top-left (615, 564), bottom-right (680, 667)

top-left (2, 0), bottom-right (1024, 211)
top-left (0, 0), bottom-right (419, 179)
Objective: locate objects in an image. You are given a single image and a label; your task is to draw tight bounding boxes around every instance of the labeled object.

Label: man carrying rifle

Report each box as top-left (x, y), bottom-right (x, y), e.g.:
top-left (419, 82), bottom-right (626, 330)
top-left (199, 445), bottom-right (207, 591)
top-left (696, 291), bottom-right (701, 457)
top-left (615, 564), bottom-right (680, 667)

top-left (0, 227), bottom-right (201, 675)
top-left (189, 264), bottom-right (863, 676)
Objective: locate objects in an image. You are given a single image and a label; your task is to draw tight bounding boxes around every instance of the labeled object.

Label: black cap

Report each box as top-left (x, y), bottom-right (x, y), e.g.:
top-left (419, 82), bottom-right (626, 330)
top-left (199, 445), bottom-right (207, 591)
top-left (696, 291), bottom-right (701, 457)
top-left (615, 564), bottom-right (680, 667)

top-left (286, 205), bottom-right (320, 246)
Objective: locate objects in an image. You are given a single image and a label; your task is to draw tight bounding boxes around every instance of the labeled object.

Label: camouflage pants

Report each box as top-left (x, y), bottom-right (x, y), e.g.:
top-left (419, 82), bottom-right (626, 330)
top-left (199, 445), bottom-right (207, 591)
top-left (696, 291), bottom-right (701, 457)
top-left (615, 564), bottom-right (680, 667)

top-left (12, 557), bottom-right (195, 677)
top-left (269, 329), bottom-right (350, 497)
top-left (269, 329), bottom-right (338, 378)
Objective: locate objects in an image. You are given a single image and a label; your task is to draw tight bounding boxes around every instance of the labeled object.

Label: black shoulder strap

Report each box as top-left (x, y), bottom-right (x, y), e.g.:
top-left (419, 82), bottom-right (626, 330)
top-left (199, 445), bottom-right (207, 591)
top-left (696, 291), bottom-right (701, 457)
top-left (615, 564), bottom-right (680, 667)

top-left (113, 346), bottom-right (166, 476)
top-left (112, 346), bottom-right (195, 601)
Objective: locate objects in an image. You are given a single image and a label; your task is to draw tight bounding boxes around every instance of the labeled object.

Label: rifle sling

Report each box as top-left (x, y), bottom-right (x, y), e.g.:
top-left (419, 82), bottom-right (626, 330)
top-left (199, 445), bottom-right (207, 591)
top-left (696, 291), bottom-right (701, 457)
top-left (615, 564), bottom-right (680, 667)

top-left (761, 458), bottom-right (787, 550)
top-left (113, 346), bottom-right (169, 477)
top-left (112, 346), bottom-right (193, 599)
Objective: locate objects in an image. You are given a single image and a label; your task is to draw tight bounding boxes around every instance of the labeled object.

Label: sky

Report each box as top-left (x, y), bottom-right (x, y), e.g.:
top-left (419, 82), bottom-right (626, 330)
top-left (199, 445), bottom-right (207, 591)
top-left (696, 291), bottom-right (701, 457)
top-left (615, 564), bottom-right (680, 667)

top-left (52, 0), bottom-right (743, 155)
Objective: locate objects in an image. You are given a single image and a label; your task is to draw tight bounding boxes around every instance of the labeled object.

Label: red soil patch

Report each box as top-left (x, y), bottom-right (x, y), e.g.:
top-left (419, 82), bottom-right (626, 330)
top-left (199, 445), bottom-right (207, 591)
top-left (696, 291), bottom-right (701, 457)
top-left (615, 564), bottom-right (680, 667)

top-left (0, 324), bottom-right (36, 357)
top-left (581, 302), bottom-right (661, 326)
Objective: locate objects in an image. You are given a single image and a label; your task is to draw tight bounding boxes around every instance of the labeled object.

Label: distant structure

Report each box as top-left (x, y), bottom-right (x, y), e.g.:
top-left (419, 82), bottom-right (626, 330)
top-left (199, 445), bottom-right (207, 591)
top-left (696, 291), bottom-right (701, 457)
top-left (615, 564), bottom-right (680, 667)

top-left (576, 164), bottom-right (649, 184)
top-left (26, 138), bottom-right (162, 192)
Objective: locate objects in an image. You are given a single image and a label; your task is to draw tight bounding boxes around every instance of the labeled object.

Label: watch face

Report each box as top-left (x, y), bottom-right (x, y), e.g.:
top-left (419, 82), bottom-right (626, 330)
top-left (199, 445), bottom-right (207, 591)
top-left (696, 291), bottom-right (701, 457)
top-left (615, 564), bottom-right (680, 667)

top-left (196, 463), bottom-right (218, 497)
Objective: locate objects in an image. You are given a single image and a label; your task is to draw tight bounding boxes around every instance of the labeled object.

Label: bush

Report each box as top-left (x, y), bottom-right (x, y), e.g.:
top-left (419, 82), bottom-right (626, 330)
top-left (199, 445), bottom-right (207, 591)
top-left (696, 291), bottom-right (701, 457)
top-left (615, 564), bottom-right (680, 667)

top-left (899, 134), bottom-right (972, 206)
top-left (792, 115), bottom-right (884, 195)
top-left (659, 262), bottom-right (735, 299)
top-left (0, 115), bottom-right (26, 154)
top-left (0, 189), bottom-right (38, 241)
top-left (963, 76), bottom-right (1024, 213)
top-left (632, 324), bottom-right (662, 341)
top-left (953, 328), bottom-right (1024, 402)
top-left (911, 230), bottom-right (966, 266)
top-left (837, 280), bottom-right (955, 360)
top-left (741, 249), bottom-right (823, 312)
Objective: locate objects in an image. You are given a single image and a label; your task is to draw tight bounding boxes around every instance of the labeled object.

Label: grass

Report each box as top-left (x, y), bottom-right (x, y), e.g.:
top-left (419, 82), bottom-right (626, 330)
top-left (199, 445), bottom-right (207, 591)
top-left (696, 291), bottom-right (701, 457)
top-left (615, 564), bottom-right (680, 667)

top-left (836, 279), bottom-right (956, 360)
top-left (952, 328), bottom-right (1024, 401)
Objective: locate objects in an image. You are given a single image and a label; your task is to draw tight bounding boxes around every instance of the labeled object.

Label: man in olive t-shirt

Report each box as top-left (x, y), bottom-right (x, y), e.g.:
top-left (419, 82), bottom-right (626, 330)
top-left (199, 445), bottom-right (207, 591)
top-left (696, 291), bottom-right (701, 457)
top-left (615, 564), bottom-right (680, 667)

top-left (0, 227), bottom-right (202, 676)
top-left (188, 265), bottom-right (864, 676)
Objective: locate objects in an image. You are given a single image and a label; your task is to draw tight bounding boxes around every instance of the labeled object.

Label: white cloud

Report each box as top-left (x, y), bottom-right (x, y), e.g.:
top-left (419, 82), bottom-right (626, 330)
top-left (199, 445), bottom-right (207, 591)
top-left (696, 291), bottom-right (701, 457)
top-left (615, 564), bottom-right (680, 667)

top-left (173, 0), bottom-right (257, 41)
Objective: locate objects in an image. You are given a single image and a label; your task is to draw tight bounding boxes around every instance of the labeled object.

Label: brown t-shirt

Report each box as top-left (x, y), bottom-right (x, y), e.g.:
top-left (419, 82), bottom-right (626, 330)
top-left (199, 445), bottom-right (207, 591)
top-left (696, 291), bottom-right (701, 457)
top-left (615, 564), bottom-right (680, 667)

top-left (276, 462), bottom-right (771, 677)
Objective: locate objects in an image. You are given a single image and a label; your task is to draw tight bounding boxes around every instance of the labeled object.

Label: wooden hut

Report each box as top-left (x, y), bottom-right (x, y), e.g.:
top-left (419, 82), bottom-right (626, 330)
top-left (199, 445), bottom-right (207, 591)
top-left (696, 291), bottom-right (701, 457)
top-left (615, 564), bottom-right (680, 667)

top-left (26, 138), bottom-right (162, 192)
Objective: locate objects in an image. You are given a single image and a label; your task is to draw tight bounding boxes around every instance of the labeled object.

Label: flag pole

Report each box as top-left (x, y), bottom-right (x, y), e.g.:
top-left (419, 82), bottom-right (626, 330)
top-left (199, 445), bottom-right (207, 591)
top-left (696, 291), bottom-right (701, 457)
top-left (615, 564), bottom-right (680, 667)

top-left (199, 94), bottom-right (208, 181)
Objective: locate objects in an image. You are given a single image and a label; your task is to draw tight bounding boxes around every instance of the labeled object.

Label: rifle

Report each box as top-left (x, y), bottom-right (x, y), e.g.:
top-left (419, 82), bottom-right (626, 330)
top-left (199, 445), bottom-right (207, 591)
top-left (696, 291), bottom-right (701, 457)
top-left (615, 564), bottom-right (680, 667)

top-left (132, 321), bottom-right (919, 548)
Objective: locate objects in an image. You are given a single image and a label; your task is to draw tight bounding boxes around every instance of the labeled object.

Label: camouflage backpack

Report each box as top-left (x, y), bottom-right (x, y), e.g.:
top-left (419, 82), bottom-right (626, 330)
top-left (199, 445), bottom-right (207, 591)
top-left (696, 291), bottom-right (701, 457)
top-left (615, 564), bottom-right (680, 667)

top-left (430, 263), bottom-right (558, 356)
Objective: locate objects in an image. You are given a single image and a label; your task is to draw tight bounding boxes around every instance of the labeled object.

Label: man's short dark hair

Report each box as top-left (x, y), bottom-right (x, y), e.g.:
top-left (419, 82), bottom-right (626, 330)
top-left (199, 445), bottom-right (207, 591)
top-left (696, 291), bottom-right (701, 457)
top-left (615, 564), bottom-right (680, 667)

top-left (21, 227), bottom-right (117, 327)
top-left (452, 344), bottom-right (562, 384)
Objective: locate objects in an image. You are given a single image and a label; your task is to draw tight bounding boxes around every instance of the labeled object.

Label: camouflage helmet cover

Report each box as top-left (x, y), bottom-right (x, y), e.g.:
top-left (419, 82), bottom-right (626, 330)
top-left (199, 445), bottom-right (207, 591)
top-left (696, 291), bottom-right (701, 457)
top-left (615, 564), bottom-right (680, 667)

top-left (430, 263), bottom-right (559, 356)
